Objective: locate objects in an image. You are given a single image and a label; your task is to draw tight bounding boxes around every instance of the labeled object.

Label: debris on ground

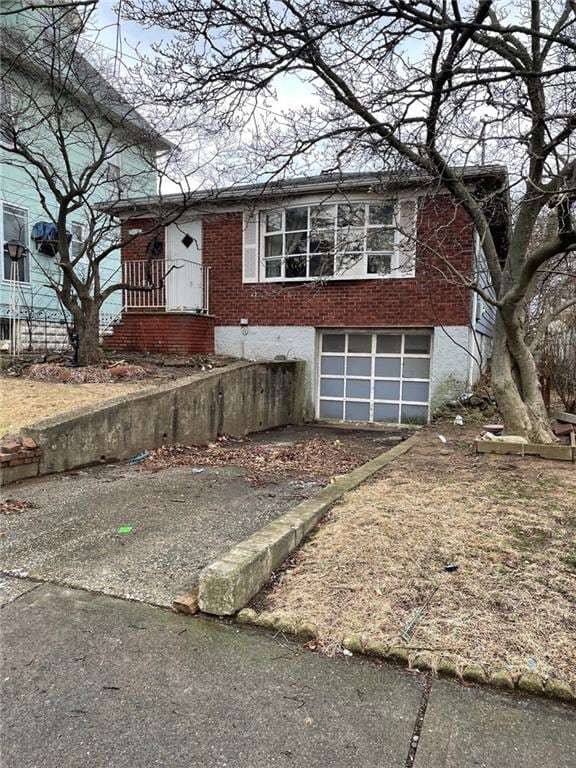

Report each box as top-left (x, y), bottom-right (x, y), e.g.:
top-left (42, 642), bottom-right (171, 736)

top-left (0, 498), bottom-right (38, 515)
top-left (143, 437), bottom-right (375, 484)
top-left (2, 351), bottom-right (237, 384)
top-left (255, 420), bottom-right (576, 688)
top-left (128, 451), bottom-right (150, 465)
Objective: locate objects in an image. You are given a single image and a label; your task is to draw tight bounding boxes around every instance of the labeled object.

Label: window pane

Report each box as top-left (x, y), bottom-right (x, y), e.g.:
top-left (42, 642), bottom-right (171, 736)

top-left (285, 254), bottom-right (307, 278)
top-left (375, 357), bottom-right (401, 377)
top-left (309, 253), bottom-right (334, 277)
top-left (265, 258), bottom-right (281, 278)
top-left (336, 252), bottom-right (362, 272)
top-left (265, 211), bottom-right (282, 232)
top-left (311, 205), bottom-right (336, 228)
top-left (285, 231), bottom-right (307, 255)
top-left (337, 227), bottom-right (364, 253)
top-left (404, 335), bottom-right (431, 354)
top-left (403, 358), bottom-right (430, 379)
top-left (346, 379), bottom-right (370, 399)
top-left (309, 229), bottom-right (334, 253)
top-left (320, 378), bottom-right (344, 397)
top-left (369, 204), bottom-right (394, 226)
top-left (264, 234), bottom-right (283, 258)
top-left (376, 335), bottom-right (401, 354)
top-left (348, 334), bottom-right (372, 353)
top-left (319, 399), bottom-right (343, 419)
top-left (285, 207), bottom-right (308, 231)
top-left (321, 356), bottom-right (345, 375)
top-left (4, 206), bottom-right (26, 243)
top-left (367, 253), bottom-right (391, 275)
top-left (374, 380), bottom-right (400, 400)
top-left (402, 381), bottom-right (430, 402)
top-left (345, 402), bottom-right (370, 421)
top-left (401, 404), bottom-right (428, 424)
top-left (374, 403), bottom-right (399, 422)
top-left (322, 334), bottom-right (345, 353)
top-left (338, 203), bottom-right (365, 227)
top-left (347, 356), bottom-right (371, 376)
top-left (367, 229), bottom-right (394, 252)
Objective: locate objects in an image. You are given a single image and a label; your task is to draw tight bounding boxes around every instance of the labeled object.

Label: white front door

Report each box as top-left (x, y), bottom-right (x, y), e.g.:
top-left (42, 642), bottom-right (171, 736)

top-left (165, 220), bottom-right (203, 311)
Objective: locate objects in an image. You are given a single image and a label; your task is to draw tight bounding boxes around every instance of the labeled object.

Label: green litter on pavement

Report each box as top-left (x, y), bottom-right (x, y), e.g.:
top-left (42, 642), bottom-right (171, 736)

top-left (118, 526), bottom-right (133, 534)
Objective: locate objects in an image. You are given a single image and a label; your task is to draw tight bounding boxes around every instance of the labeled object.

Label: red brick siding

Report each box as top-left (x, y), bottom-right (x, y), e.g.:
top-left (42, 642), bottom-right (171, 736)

top-left (105, 312), bottom-right (215, 355)
top-left (202, 196), bottom-right (474, 328)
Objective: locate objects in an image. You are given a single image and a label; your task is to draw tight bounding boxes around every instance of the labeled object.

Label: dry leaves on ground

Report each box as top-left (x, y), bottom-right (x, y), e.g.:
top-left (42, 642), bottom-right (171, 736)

top-left (0, 499), bottom-right (38, 515)
top-left (144, 437), bottom-right (371, 484)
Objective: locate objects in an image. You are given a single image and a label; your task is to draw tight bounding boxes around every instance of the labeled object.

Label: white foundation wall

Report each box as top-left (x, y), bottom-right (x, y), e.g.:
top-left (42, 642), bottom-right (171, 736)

top-left (430, 325), bottom-right (474, 410)
top-left (215, 326), bottom-right (317, 416)
top-left (217, 323), bottom-right (480, 421)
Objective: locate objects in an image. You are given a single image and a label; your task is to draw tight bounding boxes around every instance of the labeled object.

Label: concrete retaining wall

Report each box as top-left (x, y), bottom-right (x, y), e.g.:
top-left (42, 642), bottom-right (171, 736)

top-left (20, 360), bottom-right (307, 477)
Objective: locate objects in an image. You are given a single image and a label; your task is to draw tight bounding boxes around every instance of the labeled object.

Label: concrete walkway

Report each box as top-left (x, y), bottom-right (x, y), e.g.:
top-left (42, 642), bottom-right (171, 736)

top-left (1, 582), bottom-right (574, 768)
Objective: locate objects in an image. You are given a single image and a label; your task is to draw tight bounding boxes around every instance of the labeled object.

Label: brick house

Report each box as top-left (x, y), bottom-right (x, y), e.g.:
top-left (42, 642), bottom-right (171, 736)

top-left (106, 168), bottom-right (507, 423)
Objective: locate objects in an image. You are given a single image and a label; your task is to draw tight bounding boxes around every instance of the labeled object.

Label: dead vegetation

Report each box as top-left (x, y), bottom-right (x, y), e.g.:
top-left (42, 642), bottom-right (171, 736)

top-left (143, 435), bottom-right (382, 484)
top-left (0, 499), bottom-right (38, 515)
top-left (256, 423), bottom-right (576, 686)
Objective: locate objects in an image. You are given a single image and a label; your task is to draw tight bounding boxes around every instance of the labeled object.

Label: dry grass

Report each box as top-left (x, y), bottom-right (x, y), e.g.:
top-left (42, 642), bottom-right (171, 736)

top-left (0, 377), bottom-right (154, 436)
top-left (258, 424), bottom-right (576, 685)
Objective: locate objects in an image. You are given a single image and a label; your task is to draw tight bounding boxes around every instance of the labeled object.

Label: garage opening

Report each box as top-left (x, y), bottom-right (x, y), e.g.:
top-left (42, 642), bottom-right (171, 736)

top-left (318, 330), bottom-right (431, 424)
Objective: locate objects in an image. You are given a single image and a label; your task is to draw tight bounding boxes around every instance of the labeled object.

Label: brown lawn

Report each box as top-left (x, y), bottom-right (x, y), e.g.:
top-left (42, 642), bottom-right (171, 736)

top-left (256, 422), bottom-right (576, 686)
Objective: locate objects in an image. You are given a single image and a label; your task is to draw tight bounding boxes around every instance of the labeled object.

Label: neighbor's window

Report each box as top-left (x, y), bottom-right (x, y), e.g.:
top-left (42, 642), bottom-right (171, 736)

top-left (262, 202), bottom-right (396, 280)
top-left (2, 203), bottom-right (29, 282)
top-left (106, 142), bottom-right (123, 188)
top-left (70, 221), bottom-right (90, 279)
top-left (0, 83), bottom-right (14, 146)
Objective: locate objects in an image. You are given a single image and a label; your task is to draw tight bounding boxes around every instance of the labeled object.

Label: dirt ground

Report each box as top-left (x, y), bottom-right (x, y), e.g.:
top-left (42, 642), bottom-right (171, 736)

top-left (256, 421), bottom-right (576, 687)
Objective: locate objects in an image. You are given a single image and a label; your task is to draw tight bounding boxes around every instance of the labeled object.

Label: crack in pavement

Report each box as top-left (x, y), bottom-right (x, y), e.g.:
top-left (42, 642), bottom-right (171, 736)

top-left (405, 675), bottom-right (433, 767)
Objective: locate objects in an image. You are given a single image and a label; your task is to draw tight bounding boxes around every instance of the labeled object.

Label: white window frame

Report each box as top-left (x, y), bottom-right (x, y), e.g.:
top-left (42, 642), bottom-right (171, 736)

top-left (1, 201), bottom-right (30, 284)
top-left (0, 82), bottom-right (14, 148)
top-left (260, 200), bottom-right (411, 282)
top-left (106, 141), bottom-right (123, 188)
top-left (70, 221), bottom-right (90, 279)
top-left (317, 330), bottom-right (432, 425)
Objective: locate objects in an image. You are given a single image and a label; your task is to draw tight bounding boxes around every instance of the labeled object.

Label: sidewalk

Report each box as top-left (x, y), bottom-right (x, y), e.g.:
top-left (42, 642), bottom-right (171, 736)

top-left (2, 581), bottom-right (574, 768)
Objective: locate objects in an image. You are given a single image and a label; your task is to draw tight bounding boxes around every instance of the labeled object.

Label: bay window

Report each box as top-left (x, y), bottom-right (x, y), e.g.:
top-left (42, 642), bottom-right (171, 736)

top-left (262, 201), bottom-right (398, 280)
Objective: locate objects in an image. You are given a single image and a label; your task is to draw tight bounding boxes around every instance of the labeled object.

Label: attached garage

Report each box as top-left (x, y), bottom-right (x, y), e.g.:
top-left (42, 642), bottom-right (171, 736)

top-left (318, 330), bottom-right (432, 424)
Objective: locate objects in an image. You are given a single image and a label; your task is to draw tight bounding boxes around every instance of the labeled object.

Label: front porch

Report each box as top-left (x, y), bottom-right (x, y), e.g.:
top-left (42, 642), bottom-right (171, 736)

top-left (105, 257), bottom-right (215, 355)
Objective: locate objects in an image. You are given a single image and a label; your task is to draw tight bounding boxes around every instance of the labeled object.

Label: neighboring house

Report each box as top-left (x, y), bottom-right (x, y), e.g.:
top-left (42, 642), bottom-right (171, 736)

top-left (107, 167), bottom-right (508, 424)
top-left (0, 4), bottom-right (169, 351)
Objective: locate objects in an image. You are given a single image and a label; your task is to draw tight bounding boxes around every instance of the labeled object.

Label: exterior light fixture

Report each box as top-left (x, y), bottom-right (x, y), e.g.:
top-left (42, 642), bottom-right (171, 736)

top-left (5, 240), bottom-right (26, 261)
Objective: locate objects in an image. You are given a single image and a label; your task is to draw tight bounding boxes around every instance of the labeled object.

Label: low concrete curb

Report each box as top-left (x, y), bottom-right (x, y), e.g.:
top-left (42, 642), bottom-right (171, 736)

top-left (235, 609), bottom-right (576, 706)
top-left (197, 433), bottom-right (419, 615)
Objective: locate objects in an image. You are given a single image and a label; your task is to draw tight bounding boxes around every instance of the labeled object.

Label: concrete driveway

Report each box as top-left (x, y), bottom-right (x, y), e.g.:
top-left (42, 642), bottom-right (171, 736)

top-left (0, 424), bottom-right (395, 607)
top-left (0, 461), bottom-right (319, 606)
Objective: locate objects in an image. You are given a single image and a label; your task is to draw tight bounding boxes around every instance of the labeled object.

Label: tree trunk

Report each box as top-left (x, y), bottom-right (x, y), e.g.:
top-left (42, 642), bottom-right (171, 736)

top-left (491, 312), bottom-right (555, 443)
top-left (73, 302), bottom-right (104, 367)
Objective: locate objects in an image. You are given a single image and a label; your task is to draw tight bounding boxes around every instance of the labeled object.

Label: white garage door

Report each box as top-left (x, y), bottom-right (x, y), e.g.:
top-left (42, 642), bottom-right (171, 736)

top-left (318, 331), bottom-right (431, 424)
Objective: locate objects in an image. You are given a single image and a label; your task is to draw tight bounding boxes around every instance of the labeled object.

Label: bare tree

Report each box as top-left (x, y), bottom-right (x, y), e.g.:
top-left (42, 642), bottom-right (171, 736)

top-left (124, 0), bottom-right (576, 441)
top-left (1, 2), bottom-right (192, 364)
